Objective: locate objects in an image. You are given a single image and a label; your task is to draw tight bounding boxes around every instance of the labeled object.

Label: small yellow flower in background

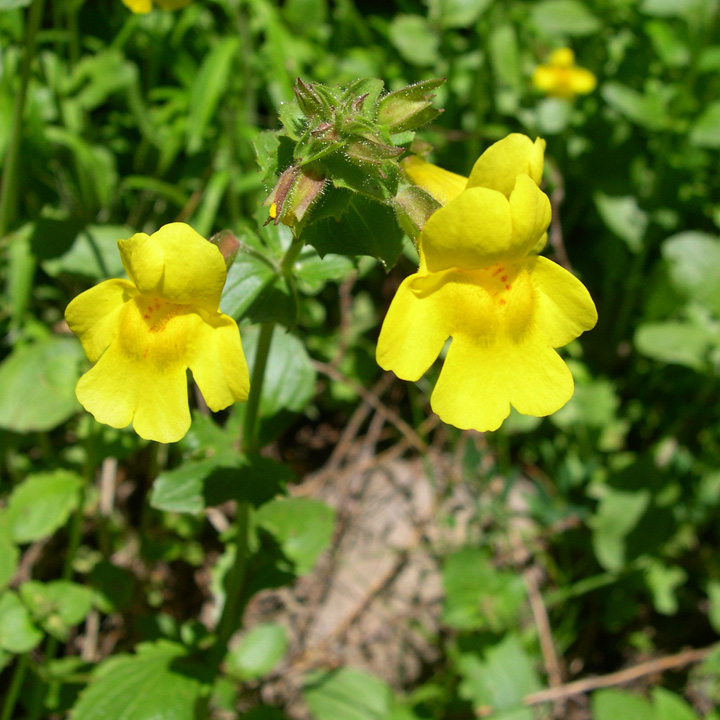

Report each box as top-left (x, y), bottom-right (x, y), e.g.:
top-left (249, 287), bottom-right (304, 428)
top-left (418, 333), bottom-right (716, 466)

top-left (378, 134), bottom-right (597, 432)
top-left (66, 223), bottom-right (250, 444)
top-left (532, 48), bottom-right (597, 99)
top-left (121, 0), bottom-right (191, 13)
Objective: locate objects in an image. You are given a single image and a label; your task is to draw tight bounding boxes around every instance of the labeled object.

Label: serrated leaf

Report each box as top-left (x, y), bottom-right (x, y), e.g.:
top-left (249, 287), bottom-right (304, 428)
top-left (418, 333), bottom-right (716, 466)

top-left (0, 591), bottom-right (43, 653)
top-left (5, 470), bottom-right (83, 544)
top-left (20, 580), bottom-right (94, 640)
top-left (227, 623), bottom-right (288, 680)
top-left (303, 668), bottom-right (392, 720)
top-left (0, 336), bottom-right (84, 432)
top-left (652, 688), bottom-right (700, 720)
top-left (186, 37), bottom-right (241, 154)
top-left (150, 453), bottom-right (292, 514)
top-left (71, 641), bottom-right (212, 720)
top-left (254, 498), bottom-right (334, 575)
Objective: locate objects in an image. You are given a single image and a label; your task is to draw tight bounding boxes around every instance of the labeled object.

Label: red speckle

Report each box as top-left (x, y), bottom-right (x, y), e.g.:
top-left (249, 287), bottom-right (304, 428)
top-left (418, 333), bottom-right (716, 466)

top-left (144, 314), bottom-right (150, 319)
top-left (505, 284), bottom-right (511, 290)
top-left (493, 267), bottom-right (503, 276)
top-left (499, 298), bottom-right (507, 305)
top-left (143, 348), bottom-right (149, 358)
top-left (501, 275), bottom-right (508, 282)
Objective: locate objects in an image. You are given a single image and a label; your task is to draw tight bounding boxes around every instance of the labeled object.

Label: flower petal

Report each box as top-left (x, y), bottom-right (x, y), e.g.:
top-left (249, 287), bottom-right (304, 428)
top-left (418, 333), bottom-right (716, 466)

top-left (76, 340), bottom-right (191, 444)
top-left (431, 329), bottom-right (574, 431)
top-left (508, 174), bottom-right (552, 259)
top-left (118, 223), bottom-right (226, 311)
top-left (402, 156), bottom-right (468, 205)
top-left (530, 256), bottom-right (598, 347)
top-left (376, 273), bottom-right (450, 381)
top-left (569, 67), bottom-right (597, 95)
top-left (65, 279), bottom-right (137, 362)
top-left (421, 187), bottom-right (513, 272)
top-left (189, 312), bottom-right (250, 411)
top-left (466, 134), bottom-right (545, 197)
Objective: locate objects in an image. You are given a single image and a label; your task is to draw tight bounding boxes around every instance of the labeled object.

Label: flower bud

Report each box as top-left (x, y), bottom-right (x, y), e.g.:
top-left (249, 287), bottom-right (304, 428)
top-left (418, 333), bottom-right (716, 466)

top-left (377, 78), bottom-right (445, 134)
top-left (209, 230), bottom-right (240, 270)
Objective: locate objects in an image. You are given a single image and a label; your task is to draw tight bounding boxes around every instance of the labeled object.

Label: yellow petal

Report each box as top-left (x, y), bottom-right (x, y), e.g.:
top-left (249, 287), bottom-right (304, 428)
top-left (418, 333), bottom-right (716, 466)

top-left (467, 134), bottom-right (546, 197)
top-left (421, 187), bottom-right (513, 272)
top-left (529, 256), bottom-right (598, 347)
top-left (508, 174), bottom-right (552, 259)
top-left (402, 156), bottom-right (468, 205)
top-left (188, 312), bottom-right (250, 411)
top-left (376, 273), bottom-right (450, 381)
top-left (532, 66), bottom-right (558, 93)
top-left (550, 48), bottom-right (575, 67)
top-left (118, 223), bottom-right (226, 312)
top-left (76, 340), bottom-right (191, 444)
top-left (430, 329), bottom-right (574, 431)
top-left (569, 67), bottom-right (597, 95)
top-left (121, 0), bottom-right (152, 12)
top-left (65, 279), bottom-right (137, 362)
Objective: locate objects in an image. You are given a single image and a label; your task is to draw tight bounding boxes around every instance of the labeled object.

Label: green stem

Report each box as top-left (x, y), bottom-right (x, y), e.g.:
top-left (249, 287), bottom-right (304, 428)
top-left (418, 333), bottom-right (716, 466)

top-left (0, 0), bottom-right (46, 237)
top-left (241, 321), bottom-right (275, 454)
top-left (0, 654), bottom-right (30, 720)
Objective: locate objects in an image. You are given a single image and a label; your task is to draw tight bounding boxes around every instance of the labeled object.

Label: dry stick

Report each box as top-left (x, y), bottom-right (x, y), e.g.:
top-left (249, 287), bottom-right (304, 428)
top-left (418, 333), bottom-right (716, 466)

top-left (474, 645), bottom-right (715, 716)
top-left (545, 160), bottom-right (571, 271)
top-left (313, 362), bottom-right (427, 453)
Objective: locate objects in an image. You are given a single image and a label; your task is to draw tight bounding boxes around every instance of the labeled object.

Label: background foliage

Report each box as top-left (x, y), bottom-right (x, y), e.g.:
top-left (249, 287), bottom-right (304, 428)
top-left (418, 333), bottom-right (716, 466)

top-left (1, 0), bottom-right (720, 718)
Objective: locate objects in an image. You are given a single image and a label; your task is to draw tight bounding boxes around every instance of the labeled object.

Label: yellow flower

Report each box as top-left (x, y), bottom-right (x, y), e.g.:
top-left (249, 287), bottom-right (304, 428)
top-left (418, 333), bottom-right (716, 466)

top-left (532, 48), bottom-right (597, 99)
top-left (65, 223), bottom-right (250, 443)
top-left (121, 0), bottom-right (191, 13)
top-left (377, 134), bottom-right (597, 432)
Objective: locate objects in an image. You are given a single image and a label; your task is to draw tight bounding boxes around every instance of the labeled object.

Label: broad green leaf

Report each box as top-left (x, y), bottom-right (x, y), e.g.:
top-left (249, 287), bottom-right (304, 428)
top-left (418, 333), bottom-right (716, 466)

top-left (304, 667), bottom-right (392, 720)
top-left (0, 0), bottom-right (32, 8)
top-left (227, 623), bottom-right (288, 680)
top-left (66, 49), bottom-right (136, 111)
top-left (0, 522), bottom-right (18, 592)
top-left (662, 232), bottom-right (720, 314)
top-left (590, 487), bottom-right (650, 571)
top-left (708, 581), bottom-right (720, 633)
top-left (42, 225), bottom-right (130, 280)
top-left (150, 453), bottom-right (292, 514)
top-left (530, 0), bottom-right (601, 36)
top-left (0, 591), bottom-right (43, 653)
top-left (601, 82), bottom-right (670, 130)
top-left (634, 321), bottom-right (712, 371)
top-left (591, 689), bottom-right (653, 720)
top-left (643, 561), bottom-right (687, 615)
top-left (640, 0), bottom-right (706, 19)
top-left (186, 37), bottom-right (241, 154)
top-left (20, 580), bottom-right (94, 640)
top-left (5, 224), bottom-right (36, 327)
top-left (645, 20), bottom-right (690, 68)
top-left (5, 470), bottom-right (83, 544)
top-left (428, 0), bottom-right (492, 28)
top-left (295, 249), bottom-right (355, 294)
top-left (551, 379), bottom-right (620, 430)
top-left (254, 498), bottom-right (334, 575)
top-left (457, 635), bottom-right (542, 717)
top-left (690, 103), bottom-right (720, 148)
top-left (594, 193), bottom-right (648, 252)
top-left (220, 247), bottom-right (278, 321)
top-left (442, 548), bottom-right (526, 631)
top-left (301, 193), bottom-right (404, 269)
top-left (70, 641), bottom-right (212, 720)
top-left (652, 688), bottom-right (700, 720)
top-left (388, 15), bottom-right (439, 67)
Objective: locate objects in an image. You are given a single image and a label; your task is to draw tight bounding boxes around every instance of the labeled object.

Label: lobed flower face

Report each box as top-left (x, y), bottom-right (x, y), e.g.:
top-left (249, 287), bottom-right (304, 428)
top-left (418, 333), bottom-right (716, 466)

top-left (65, 223), bottom-right (250, 443)
top-left (378, 134), bottom-right (597, 432)
top-left (532, 48), bottom-right (597, 99)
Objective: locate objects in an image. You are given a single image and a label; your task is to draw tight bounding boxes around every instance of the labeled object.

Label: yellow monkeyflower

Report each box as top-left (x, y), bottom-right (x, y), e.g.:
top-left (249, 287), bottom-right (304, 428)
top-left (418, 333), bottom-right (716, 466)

top-left (121, 0), bottom-right (191, 13)
top-left (65, 223), bottom-right (250, 444)
top-left (532, 48), bottom-right (597, 99)
top-left (377, 134), bottom-right (597, 432)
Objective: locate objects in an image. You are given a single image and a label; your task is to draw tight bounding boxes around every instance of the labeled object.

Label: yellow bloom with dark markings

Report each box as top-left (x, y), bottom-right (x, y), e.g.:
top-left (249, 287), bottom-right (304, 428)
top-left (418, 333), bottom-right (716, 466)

top-left (66, 223), bottom-right (249, 443)
top-left (378, 135), bottom-right (597, 432)
top-left (532, 48), bottom-right (597, 99)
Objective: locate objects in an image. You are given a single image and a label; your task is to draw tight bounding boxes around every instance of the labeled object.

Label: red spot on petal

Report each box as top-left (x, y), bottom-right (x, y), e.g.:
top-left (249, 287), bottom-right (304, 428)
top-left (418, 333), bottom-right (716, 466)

top-left (144, 314), bottom-right (150, 319)
top-left (505, 284), bottom-right (511, 290)
top-left (501, 275), bottom-right (508, 282)
top-left (493, 267), bottom-right (503, 276)
top-left (499, 298), bottom-right (507, 305)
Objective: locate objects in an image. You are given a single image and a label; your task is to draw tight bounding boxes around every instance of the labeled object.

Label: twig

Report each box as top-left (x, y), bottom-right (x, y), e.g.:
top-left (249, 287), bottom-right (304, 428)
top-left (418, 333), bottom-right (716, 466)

top-left (544, 158), bottom-right (571, 271)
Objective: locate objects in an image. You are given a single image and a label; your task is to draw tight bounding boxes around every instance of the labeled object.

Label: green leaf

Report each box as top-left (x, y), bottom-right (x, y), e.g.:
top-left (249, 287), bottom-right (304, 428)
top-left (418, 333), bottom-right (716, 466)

top-left (530, 0), bottom-right (601, 36)
top-left (663, 232), bottom-right (720, 315)
top-left (457, 635), bottom-right (542, 717)
top-left (71, 641), bottom-right (212, 720)
top-left (0, 522), bottom-right (18, 592)
top-left (220, 244), bottom-right (278, 321)
top-left (708, 580), bottom-right (720, 633)
top-left (690, 102), bottom-right (720, 148)
top-left (302, 193), bottom-right (404, 268)
top-left (295, 248), bottom-right (355, 294)
top-left (303, 668), bottom-right (392, 720)
top-left (42, 225), bottom-right (130, 280)
top-left (4, 470), bottom-right (83, 544)
top-left (66, 49), bottom-right (136, 111)
top-left (634, 321), bottom-right (712, 371)
top-left (20, 580), bottom-right (94, 641)
top-left (592, 689), bottom-right (653, 720)
top-left (643, 560), bottom-right (687, 615)
top-left (0, 335), bottom-right (84, 432)
top-left (227, 623), bottom-right (288, 680)
top-left (645, 20), bottom-right (690, 68)
top-left (0, 591), bottom-right (44, 653)
top-left (550, 378), bottom-right (620, 430)
top-left (594, 193), bottom-right (648, 252)
top-left (601, 82), bottom-right (670, 130)
top-left (428, 0), bottom-right (493, 28)
top-left (652, 688), bottom-right (700, 720)
top-left (186, 37), bottom-right (241, 154)
top-left (442, 548), bottom-right (526, 631)
top-left (254, 498), bottom-right (335, 575)
top-left (88, 561), bottom-right (134, 614)
top-left (0, 0), bottom-right (32, 9)
top-left (150, 453), bottom-right (292, 514)
top-left (388, 15), bottom-right (439, 67)
top-left (590, 487), bottom-right (651, 571)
